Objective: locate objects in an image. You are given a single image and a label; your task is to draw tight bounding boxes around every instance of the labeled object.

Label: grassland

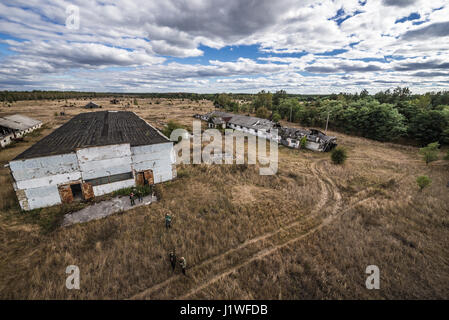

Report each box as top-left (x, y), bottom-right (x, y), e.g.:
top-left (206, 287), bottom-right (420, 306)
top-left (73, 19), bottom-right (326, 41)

top-left (0, 98), bottom-right (448, 299)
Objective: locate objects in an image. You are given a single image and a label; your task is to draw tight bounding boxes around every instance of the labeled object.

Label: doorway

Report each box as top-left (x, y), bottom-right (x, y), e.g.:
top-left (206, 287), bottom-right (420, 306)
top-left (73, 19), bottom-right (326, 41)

top-left (70, 183), bottom-right (83, 200)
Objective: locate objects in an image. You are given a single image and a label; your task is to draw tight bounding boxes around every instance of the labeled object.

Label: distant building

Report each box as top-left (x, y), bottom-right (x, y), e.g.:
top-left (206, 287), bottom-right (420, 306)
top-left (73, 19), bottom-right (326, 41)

top-left (0, 114), bottom-right (43, 148)
top-left (84, 102), bottom-right (102, 109)
top-left (279, 127), bottom-right (337, 152)
top-left (196, 111), bottom-right (337, 152)
top-left (198, 111), bottom-right (281, 142)
top-left (9, 111), bottom-right (176, 211)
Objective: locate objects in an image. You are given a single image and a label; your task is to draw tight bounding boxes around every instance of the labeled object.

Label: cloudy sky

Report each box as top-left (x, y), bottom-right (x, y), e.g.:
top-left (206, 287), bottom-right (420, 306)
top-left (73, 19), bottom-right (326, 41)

top-left (0, 0), bottom-right (448, 93)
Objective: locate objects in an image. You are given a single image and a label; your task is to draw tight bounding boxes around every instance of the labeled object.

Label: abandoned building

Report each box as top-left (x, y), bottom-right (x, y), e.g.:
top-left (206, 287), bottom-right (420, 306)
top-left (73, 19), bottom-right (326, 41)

top-left (0, 114), bottom-right (43, 148)
top-left (8, 111), bottom-right (176, 211)
top-left (196, 111), bottom-right (337, 152)
top-left (279, 127), bottom-right (337, 152)
top-left (84, 102), bottom-right (102, 109)
top-left (196, 111), bottom-right (281, 141)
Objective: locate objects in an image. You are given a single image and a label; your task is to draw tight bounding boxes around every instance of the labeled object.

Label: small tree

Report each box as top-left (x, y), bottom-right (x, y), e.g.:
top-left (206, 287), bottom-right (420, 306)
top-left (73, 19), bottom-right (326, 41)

top-left (256, 107), bottom-right (270, 119)
top-left (300, 136), bottom-right (307, 149)
top-left (331, 147), bottom-right (347, 165)
top-left (416, 175), bottom-right (431, 191)
top-left (419, 142), bottom-right (439, 165)
top-left (272, 112), bottom-right (281, 123)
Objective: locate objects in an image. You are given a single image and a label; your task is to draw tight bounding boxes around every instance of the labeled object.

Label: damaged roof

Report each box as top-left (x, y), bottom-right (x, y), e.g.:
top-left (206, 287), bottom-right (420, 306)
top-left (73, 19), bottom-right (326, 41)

top-left (207, 111), bottom-right (275, 131)
top-left (14, 111), bottom-right (169, 160)
top-left (0, 114), bottom-right (42, 131)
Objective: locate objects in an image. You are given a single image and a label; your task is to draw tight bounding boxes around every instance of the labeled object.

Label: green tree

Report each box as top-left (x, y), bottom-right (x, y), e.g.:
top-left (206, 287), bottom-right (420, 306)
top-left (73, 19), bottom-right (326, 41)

top-left (253, 90), bottom-right (272, 110)
top-left (416, 175), bottom-right (431, 191)
top-left (419, 142), bottom-right (440, 165)
top-left (331, 147), bottom-right (347, 165)
top-left (256, 107), bottom-right (270, 119)
top-left (272, 112), bottom-right (281, 123)
top-left (273, 90), bottom-right (287, 107)
top-left (408, 110), bottom-right (449, 144)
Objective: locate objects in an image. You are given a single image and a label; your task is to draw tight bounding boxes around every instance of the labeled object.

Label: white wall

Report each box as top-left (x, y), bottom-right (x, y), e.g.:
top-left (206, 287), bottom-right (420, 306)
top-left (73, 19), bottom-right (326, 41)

top-left (131, 142), bottom-right (175, 183)
top-left (9, 153), bottom-right (81, 210)
top-left (10, 141), bottom-right (176, 211)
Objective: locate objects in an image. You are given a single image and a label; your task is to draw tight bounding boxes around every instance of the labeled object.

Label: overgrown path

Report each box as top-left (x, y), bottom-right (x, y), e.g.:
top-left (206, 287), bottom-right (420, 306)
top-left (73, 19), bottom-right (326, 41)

top-left (129, 159), bottom-right (346, 299)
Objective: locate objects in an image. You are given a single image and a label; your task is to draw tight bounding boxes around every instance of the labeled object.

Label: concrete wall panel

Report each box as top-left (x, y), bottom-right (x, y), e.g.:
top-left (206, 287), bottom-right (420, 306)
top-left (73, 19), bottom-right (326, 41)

top-left (25, 185), bottom-right (61, 210)
top-left (93, 179), bottom-right (135, 196)
top-left (9, 154), bottom-right (79, 181)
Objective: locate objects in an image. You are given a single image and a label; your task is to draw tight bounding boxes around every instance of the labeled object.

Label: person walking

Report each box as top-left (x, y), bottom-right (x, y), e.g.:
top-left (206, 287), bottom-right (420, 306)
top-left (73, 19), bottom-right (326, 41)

top-left (179, 257), bottom-right (186, 276)
top-left (137, 190), bottom-right (143, 202)
top-left (130, 192), bottom-right (135, 206)
top-left (169, 251), bottom-right (177, 271)
top-left (165, 213), bottom-right (172, 229)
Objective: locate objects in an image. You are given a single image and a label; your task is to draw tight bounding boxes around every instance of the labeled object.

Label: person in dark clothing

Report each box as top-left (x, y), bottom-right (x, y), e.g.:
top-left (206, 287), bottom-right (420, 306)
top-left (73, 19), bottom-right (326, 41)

top-left (137, 191), bottom-right (143, 202)
top-left (165, 213), bottom-right (172, 229)
top-left (130, 192), bottom-right (135, 206)
top-left (169, 251), bottom-right (177, 271)
top-left (179, 257), bottom-right (186, 276)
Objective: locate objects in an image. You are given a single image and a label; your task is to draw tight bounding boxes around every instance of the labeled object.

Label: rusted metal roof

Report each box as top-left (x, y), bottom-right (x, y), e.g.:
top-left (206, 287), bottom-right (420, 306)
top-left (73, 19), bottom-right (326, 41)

top-left (14, 111), bottom-right (169, 160)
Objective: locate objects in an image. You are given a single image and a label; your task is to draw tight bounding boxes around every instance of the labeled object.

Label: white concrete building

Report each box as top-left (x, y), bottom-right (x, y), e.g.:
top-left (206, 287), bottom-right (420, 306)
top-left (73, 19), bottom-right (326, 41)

top-left (0, 114), bottom-right (43, 147)
top-left (8, 111), bottom-right (176, 211)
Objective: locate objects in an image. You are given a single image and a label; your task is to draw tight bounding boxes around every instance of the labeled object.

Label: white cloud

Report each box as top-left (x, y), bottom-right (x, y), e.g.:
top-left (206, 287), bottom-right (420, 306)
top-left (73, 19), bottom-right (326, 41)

top-left (0, 0), bottom-right (448, 93)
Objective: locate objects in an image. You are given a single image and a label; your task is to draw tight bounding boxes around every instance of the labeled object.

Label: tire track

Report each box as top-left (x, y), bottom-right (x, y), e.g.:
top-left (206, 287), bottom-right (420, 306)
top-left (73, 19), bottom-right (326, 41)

top-left (129, 159), bottom-right (340, 300)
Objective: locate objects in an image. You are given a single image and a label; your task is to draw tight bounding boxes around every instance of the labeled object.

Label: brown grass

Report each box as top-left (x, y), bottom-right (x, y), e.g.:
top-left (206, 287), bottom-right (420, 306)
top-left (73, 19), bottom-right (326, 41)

top-left (0, 98), bottom-right (448, 299)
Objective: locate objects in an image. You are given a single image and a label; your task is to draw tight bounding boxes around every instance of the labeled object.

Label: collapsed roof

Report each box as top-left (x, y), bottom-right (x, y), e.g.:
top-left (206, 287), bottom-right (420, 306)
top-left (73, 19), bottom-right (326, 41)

top-left (0, 114), bottom-right (42, 131)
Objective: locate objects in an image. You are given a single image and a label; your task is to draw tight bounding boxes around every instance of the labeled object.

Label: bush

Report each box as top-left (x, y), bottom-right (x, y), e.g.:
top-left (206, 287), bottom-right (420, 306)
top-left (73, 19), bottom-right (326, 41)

top-left (300, 136), bottom-right (307, 149)
top-left (162, 120), bottom-right (185, 140)
top-left (419, 142), bottom-right (439, 165)
top-left (416, 175), bottom-right (431, 191)
top-left (153, 184), bottom-right (164, 200)
top-left (445, 149), bottom-right (449, 160)
top-left (331, 147), bottom-right (347, 164)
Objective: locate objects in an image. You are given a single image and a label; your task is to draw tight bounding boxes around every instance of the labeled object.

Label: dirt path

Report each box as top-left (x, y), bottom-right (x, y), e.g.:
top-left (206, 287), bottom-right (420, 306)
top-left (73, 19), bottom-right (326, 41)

top-left (129, 159), bottom-right (341, 299)
top-left (178, 159), bottom-right (344, 299)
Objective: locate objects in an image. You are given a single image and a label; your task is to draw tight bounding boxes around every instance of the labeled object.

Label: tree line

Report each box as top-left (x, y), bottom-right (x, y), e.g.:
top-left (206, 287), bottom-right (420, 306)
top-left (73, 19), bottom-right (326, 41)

top-left (213, 88), bottom-right (449, 146)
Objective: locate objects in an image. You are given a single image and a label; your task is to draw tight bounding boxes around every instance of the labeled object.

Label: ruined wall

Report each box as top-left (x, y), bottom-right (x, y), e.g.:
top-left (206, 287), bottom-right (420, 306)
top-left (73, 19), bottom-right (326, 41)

top-left (131, 142), bottom-right (175, 184)
top-left (9, 154), bottom-right (80, 210)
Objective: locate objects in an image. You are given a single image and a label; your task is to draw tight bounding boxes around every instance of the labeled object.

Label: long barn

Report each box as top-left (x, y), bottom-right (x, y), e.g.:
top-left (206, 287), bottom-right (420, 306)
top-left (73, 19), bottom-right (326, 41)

top-left (8, 111), bottom-right (176, 211)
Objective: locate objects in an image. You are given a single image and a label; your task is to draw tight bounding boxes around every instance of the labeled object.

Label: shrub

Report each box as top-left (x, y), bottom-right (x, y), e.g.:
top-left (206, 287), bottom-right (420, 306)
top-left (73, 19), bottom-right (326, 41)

top-left (419, 142), bottom-right (439, 165)
top-left (162, 120), bottom-right (185, 140)
top-left (331, 147), bottom-right (347, 165)
top-left (300, 136), bottom-right (307, 149)
top-left (416, 175), bottom-right (431, 191)
top-left (445, 149), bottom-right (449, 160)
top-left (153, 184), bottom-right (164, 200)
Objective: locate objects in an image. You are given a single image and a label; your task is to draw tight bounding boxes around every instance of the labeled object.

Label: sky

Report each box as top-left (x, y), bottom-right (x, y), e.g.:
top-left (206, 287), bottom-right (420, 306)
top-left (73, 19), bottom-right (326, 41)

top-left (0, 0), bottom-right (448, 94)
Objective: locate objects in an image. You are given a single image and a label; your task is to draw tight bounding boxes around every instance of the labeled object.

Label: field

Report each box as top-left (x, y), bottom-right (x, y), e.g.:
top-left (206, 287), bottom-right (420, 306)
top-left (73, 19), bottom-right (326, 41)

top-left (0, 98), bottom-right (448, 299)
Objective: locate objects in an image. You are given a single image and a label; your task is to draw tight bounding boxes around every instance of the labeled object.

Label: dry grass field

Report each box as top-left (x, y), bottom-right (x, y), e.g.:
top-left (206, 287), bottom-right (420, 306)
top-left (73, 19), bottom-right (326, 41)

top-left (0, 98), bottom-right (448, 299)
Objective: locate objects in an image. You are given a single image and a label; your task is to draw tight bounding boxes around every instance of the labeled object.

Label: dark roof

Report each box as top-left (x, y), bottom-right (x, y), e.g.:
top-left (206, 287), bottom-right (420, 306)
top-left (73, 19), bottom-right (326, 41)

top-left (84, 102), bottom-right (101, 108)
top-left (14, 111), bottom-right (169, 160)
